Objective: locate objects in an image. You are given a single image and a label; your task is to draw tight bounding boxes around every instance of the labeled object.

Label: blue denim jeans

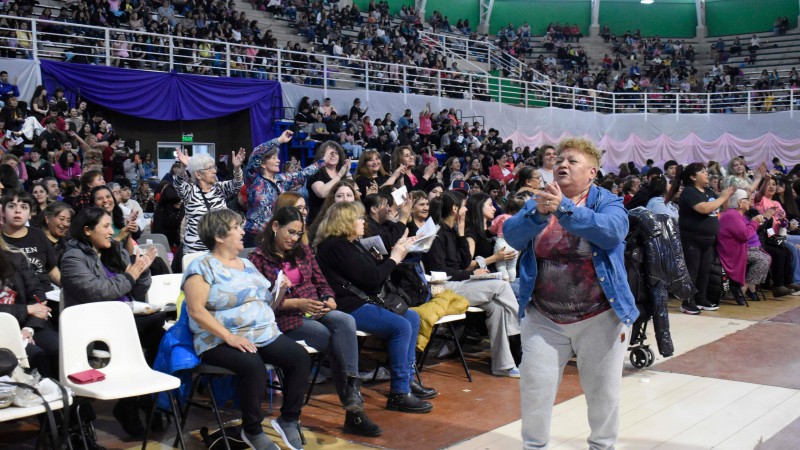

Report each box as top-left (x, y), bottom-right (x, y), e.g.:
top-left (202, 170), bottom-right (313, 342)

top-left (350, 304), bottom-right (420, 393)
top-left (784, 235), bottom-right (800, 283)
top-left (284, 311), bottom-right (359, 400)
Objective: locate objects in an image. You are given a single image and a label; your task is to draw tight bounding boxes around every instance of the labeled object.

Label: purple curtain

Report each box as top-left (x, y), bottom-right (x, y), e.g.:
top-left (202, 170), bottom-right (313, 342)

top-left (39, 60), bottom-right (282, 146)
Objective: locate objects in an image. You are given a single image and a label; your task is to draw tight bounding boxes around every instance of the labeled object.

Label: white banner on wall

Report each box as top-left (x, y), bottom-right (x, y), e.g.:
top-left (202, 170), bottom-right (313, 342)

top-left (1, 58), bottom-right (42, 106)
top-left (280, 82), bottom-right (800, 171)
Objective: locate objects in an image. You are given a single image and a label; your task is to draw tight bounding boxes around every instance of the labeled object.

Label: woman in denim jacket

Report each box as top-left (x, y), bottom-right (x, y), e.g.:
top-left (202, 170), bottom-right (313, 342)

top-left (503, 137), bottom-right (638, 450)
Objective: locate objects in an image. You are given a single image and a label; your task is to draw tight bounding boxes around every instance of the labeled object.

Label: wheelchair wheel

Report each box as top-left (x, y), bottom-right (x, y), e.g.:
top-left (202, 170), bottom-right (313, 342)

top-left (629, 347), bottom-right (649, 369)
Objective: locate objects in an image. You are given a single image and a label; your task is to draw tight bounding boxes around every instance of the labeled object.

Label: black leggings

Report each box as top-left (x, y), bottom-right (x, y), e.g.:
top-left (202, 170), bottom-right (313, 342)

top-left (201, 334), bottom-right (311, 435)
top-left (681, 232), bottom-right (716, 303)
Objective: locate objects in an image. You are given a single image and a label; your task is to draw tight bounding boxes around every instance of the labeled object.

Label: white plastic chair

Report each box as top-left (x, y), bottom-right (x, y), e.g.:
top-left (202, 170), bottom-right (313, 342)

top-left (417, 313), bottom-right (472, 382)
top-left (181, 251), bottom-right (206, 272)
top-left (137, 243), bottom-right (171, 273)
top-left (139, 233), bottom-right (171, 251)
top-left (0, 313), bottom-right (71, 447)
top-left (59, 302), bottom-right (185, 449)
top-left (146, 274), bottom-right (183, 310)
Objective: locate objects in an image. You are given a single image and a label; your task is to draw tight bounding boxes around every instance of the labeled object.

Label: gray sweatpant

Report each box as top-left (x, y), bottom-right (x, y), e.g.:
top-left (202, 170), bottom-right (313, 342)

top-left (520, 305), bottom-right (629, 450)
top-left (443, 279), bottom-right (520, 372)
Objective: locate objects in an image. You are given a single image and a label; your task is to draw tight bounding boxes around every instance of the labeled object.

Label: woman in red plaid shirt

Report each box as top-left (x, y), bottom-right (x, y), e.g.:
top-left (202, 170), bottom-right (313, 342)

top-left (249, 206), bottom-right (383, 438)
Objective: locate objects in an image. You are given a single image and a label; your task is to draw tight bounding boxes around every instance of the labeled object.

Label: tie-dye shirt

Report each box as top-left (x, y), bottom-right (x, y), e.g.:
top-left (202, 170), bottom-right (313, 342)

top-left (532, 214), bottom-right (610, 324)
top-left (183, 253), bottom-right (280, 355)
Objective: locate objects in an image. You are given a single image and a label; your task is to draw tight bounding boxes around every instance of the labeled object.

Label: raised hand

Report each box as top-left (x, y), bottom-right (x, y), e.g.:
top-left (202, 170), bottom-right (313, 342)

top-left (278, 130), bottom-right (294, 144)
top-left (175, 146), bottom-right (190, 167)
top-left (232, 147), bottom-right (246, 169)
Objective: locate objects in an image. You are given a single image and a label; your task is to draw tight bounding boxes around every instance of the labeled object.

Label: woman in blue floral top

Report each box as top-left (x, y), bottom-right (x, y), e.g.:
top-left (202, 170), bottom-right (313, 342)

top-left (183, 209), bottom-right (310, 450)
top-left (243, 130), bottom-right (324, 247)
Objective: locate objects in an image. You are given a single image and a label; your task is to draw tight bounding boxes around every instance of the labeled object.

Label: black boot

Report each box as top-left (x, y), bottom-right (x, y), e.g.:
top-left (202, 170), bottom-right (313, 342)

top-left (386, 392), bottom-right (432, 413)
top-left (112, 398), bottom-right (145, 438)
top-left (342, 376), bottom-right (364, 412)
top-left (409, 380), bottom-right (437, 399)
top-left (509, 334), bottom-right (523, 367)
top-left (343, 411), bottom-right (383, 437)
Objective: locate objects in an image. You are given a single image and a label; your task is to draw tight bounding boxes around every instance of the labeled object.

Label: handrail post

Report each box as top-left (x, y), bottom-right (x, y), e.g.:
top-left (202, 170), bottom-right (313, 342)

top-left (277, 50), bottom-right (282, 81)
top-left (675, 93), bottom-right (680, 120)
top-left (225, 43), bottom-right (231, 77)
top-left (365, 61), bottom-right (370, 101)
top-left (706, 93), bottom-right (711, 114)
top-left (437, 72), bottom-right (442, 101)
top-left (323, 55), bottom-right (328, 97)
top-left (104, 28), bottom-right (111, 66)
top-left (524, 81), bottom-right (528, 110)
top-left (644, 92), bottom-right (648, 120)
top-left (402, 66), bottom-right (407, 104)
top-left (747, 91), bottom-right (751, 118)
top-left (169, 36), bottom-right (174, 71)
top-left (31, 19), bottom-right (39, 61)
top-left (612, 92), bottom-right (616, 113)
top-left (791, 89), bottom-right (794, 119)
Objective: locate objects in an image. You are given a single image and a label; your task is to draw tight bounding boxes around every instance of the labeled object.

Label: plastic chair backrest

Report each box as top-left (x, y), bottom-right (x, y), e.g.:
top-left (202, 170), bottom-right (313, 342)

top-left (59, 302), bottom-right (148, 384)
top-left (137, 243), bottom-right (171, 273)
top-left (0, 313), bottom-right (28, 369)
top-left (182, 251), bottom-right (206, 273)
top-left (147, 274), bottom-right (183, 309)
top-left (139, 233), bottom-right (171, 251)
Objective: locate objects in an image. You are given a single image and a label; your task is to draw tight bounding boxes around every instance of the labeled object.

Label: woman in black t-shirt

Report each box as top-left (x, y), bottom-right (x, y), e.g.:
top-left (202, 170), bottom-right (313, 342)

top-left (671, 163), bottom-right (734, 314)
top-left (307, 142), bottom-right (350, 225)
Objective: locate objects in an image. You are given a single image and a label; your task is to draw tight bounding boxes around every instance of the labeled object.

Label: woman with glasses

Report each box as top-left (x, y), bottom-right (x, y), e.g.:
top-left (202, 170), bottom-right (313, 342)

top-left (173, 146), bottom-right (246, 254)
top-left (315, 202), bottom-right (437, 414)
top-left (276, 192), bottom-right (309, 244)
top-left (249, 206), bottom-right (383, 437)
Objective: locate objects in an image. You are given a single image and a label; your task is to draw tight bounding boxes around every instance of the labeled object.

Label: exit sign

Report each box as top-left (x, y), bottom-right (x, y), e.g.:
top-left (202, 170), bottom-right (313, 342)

top-left (182, 133), bottom-right (193, 142)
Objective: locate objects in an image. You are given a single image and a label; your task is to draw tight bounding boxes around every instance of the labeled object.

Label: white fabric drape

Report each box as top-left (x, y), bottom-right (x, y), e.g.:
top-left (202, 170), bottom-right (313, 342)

top-left (291, 83), bottom-right (800, 171)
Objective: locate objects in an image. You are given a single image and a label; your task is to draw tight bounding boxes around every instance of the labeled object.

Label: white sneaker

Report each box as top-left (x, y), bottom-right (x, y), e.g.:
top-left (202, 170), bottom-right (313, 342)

top-left (492, 367), bottom-right (521, 378)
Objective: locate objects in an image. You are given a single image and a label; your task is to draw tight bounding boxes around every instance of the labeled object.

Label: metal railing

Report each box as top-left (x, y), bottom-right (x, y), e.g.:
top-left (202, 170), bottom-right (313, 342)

top-left (1, 15), bottom-right (796, 117)
top-left (417, 29), bottom-right (545, 81)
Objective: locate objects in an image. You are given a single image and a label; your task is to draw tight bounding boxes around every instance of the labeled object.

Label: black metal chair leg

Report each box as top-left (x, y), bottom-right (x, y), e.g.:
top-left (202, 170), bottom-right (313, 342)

top-left (449, 322), bottom-right (472, 382)
top-left (74, 402), bottom-right (89, 450)
top-left (417, 324), bottom-right (440, 372)
top-left (141, 394), bottom-right (156, 450)
top-left (167, 391), bottom-right (187, 450)
top-left (207, 378), bottom-right (231, 450)
top-left (304, 354), bottom-right (323, 405)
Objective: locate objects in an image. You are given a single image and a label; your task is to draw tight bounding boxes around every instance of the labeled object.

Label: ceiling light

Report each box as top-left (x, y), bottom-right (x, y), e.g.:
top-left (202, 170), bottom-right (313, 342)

top-left (641, 0), bottom-right (654, 4)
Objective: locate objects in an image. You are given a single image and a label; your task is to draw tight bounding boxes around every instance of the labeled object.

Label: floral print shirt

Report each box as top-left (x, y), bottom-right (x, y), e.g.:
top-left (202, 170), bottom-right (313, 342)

top-left (183, 254), bottom-right (279, 355)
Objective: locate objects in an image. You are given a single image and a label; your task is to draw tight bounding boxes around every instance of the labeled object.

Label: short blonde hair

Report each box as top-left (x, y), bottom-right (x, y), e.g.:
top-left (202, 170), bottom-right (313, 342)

top-left (314, 201), bottom-right (365, 247)
top-left (557, 137), bottom-right (602, 168)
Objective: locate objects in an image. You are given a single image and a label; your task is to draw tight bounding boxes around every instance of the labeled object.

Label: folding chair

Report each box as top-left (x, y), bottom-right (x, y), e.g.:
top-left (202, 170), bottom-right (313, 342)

top-left (0, 313), bottom-right (71, 449)
top-left (417, 313), bottom-right (472, 382)
top-left (59, 302), bottom-right (185, 450)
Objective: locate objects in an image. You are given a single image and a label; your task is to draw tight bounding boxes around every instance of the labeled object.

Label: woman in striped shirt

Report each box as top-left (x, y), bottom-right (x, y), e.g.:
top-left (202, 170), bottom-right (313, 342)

top-left (174, 146), bottom-right (245, 254)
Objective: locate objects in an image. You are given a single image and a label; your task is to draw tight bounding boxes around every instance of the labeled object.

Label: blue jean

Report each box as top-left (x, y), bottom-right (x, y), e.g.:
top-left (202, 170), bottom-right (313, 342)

top-left (784, 235), bottom-right (800, 283)
top-left (349, 304), bottom-right (420, 393)
top-left (284, 311), bottom-right (359, 401)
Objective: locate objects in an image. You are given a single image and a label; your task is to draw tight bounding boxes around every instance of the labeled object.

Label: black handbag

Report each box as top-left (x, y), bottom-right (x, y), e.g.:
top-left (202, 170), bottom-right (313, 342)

top-left (0, 348), bottom-right (17, 377)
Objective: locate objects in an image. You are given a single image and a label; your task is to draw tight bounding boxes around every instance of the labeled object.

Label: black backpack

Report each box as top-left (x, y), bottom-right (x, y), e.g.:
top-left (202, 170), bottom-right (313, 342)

top-left (390, 260), bottom-right (431, 307)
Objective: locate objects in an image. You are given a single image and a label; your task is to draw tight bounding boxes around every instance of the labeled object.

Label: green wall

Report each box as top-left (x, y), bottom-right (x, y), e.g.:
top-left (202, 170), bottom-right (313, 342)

top-left (599, 0), bottom-right (697, 38)
top-left (489, 0), bottom-right (591, 35)
top-left (353, 0), bottom-right (414, 15)
top-left (706, 0), bottom-right (799, 36)
top-left (425, 0), bottom-right (481, 32)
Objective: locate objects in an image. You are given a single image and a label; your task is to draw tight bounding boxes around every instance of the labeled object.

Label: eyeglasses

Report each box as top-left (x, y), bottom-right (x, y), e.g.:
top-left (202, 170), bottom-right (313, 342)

top-left (282, 227), bottom-right (304, 239)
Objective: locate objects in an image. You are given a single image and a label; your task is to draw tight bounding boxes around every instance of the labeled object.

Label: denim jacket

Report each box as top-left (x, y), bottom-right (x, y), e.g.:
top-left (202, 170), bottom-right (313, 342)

top-left (503, 185), bottom-right (638, 325)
